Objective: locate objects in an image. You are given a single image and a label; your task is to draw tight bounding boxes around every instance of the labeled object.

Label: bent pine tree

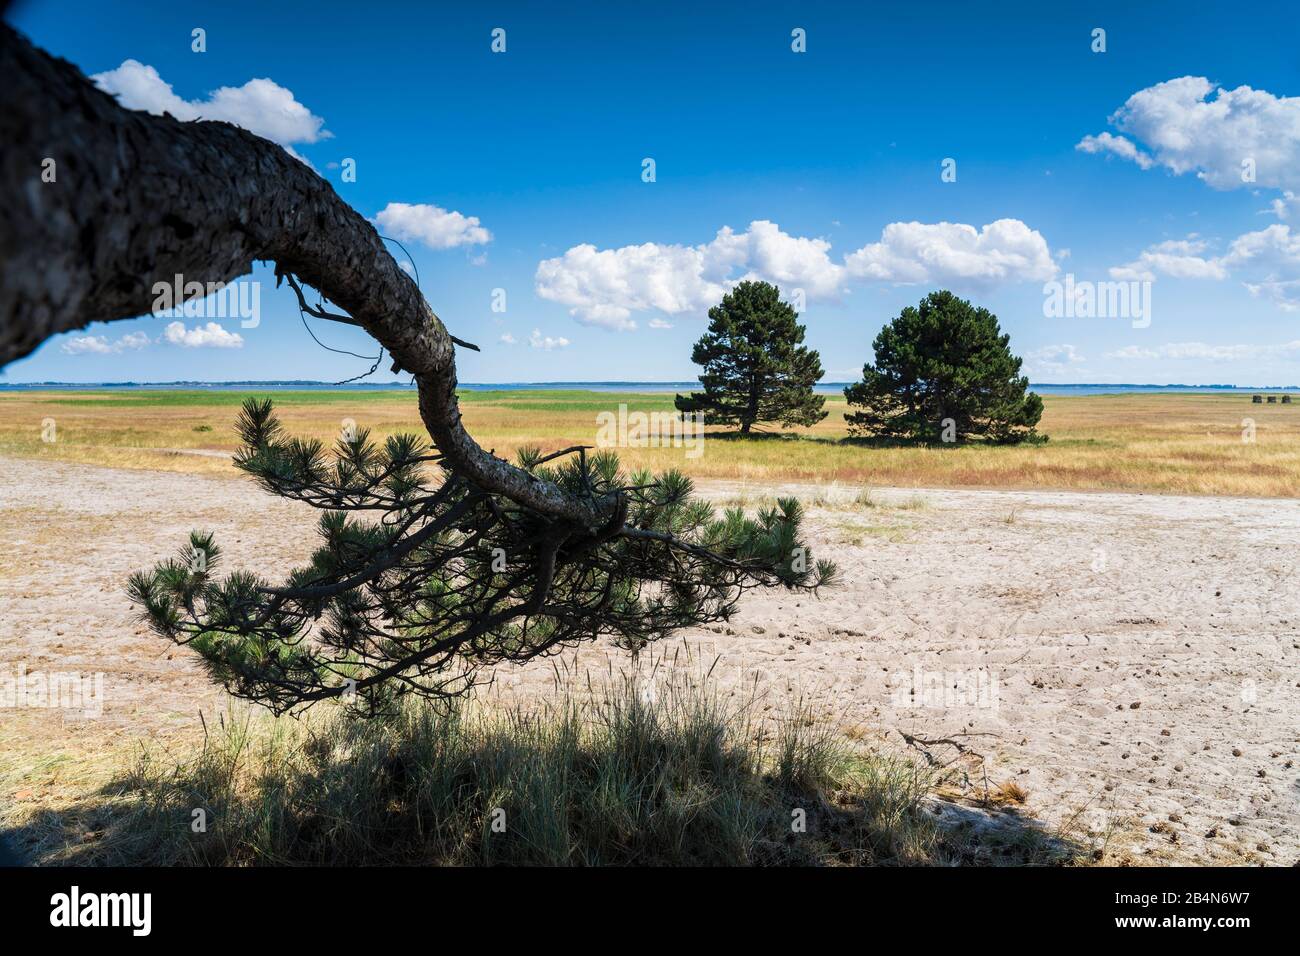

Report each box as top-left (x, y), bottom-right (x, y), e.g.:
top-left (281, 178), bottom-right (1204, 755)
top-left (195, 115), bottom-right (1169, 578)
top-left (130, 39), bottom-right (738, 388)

top-left (0, 25), bottom-right (832, 714)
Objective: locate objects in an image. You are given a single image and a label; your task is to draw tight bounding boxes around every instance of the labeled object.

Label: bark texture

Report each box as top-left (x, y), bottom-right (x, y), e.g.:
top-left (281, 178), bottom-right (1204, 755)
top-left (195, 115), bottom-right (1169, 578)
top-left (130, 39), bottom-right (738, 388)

top-left (0, 25), bottom-right (599, 524)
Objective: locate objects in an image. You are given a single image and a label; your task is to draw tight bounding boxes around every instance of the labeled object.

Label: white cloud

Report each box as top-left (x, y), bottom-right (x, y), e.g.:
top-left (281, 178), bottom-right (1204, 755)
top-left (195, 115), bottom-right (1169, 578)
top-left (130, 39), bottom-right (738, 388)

top-left (1108, 226), bottom-right (1300, 307)
top-left (61, 336), bottom-right (115, 355)
top-left (162, 321), bottom-right (244, 349)
top-left (1266, 191), bottom-right (1300, 220)
top-left (64, 325), bottom-right (242, 354)
top-left (1222, 223), bottom-right (1300, 269)
top-left (63, 337), bottom-right (116, 355)
top-left (373, 203), bottom-right (491, 250)
top-left (1075, 132), bottom-right (1154, 170)
top-left (537, 218), bottom-right (1055, 330)
top-left (498, 333), bottom-right (517, 345)
top-left (535, 242), bottom-right (709, 330)
top-left (1024, 344), bottom-right (1085, 376)
top-left (1079, 76), bottom-right (1300, 191)
top-left (1082, 79), bottom-right (1300, 311)
top-left (1107, 341), bottom-right (1300, 362)
top-left (60, 331), bottom-right (151, 354)
top-left (843, 219), bottom-right (1057, 284)
top-left (534, 221), bottom-right (823, 331)
top-left (1244, 279), bottom-right (1300, 311)
top-left (1109, 238), bottom-right (1228, 281)
top-left (648, 318), bottom-right (674, 329)
top-left (91, 60), bottom-right (330, 149)
top-left (1221, 224), bottom-right (1300, 309)
top-left (529, 329), bottom-right (569, 351)
top-left (738, 220), bottom-right (844, 297)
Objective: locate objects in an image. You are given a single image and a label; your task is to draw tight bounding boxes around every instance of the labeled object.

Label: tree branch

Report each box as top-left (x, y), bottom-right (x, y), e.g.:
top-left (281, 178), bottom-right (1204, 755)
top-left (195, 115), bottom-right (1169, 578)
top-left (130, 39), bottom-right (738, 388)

top-left (0, 24), bottom-right (601, 526)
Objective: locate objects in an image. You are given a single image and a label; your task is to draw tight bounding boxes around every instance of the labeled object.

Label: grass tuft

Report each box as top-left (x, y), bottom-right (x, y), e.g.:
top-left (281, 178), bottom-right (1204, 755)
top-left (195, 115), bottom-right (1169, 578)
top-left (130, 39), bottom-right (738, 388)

top-left (9, 675), bottom-right (971, 866)
top-left (990, 778), bottom-right (1030, 805)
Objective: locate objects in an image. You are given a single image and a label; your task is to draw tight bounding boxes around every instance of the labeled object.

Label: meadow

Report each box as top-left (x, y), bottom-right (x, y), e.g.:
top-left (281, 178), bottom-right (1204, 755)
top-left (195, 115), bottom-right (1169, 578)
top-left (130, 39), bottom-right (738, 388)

top-left (1, 388), bottom-right (1297, 497)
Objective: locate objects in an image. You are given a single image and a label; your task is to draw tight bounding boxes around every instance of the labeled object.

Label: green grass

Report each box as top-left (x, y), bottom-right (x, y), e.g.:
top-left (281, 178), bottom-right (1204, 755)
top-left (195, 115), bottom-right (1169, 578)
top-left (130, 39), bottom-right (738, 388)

top-left (457, 389), bottom-right (682, 412)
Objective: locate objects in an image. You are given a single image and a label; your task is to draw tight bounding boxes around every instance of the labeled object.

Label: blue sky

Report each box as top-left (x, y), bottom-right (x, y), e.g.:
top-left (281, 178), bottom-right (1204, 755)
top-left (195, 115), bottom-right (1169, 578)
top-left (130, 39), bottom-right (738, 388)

top-left (7, 0), bottom-right (1300, 385)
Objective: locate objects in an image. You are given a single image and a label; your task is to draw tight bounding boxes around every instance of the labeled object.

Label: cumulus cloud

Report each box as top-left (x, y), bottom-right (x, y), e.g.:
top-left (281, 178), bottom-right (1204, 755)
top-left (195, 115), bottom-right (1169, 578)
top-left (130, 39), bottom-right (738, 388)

top-left (1078, 76), bottom-right (1300, 192)
top-left (529, 329), bottom-right (569, 350)
top-left (843, 219), bottom-right (1057, 284)
top-left (61, 336), bottom-right (115, 355)
top-left (498, 333), bottom-right (517, 345)
top-left (1221, 224), bottom-right (1300, 309)
top-left (535, 220), bottom-right (839, 331)
top-left (1075, 132), bottom-right (1154, 170)
top-left (535, 241), bottom-right (718, 331)
top-left (536, 218), bottom-right (1055, 330)
top-left (648, 318), bottom-right (674, 329)
top-left (373, 203), bottom-right (492, 250)
top-left (738, 220), bottom-right (844, 297)
top-left (1108, 226), bottom-right (1300, 306)
top-left (1222, 223), bottom-right (1300, 269)
top-left (1109, 238), bottom-right (1228, 281)
top-left (91, 60), bottom-right (330, 149)
top-left (1107, 341), bottom-right (1300, 361)
top-left (60, 331), bottom-right (152, 355)
top-left (65, 324), bottom-right (244, 353)
top-left (162, 321), bottom-right (244, 348)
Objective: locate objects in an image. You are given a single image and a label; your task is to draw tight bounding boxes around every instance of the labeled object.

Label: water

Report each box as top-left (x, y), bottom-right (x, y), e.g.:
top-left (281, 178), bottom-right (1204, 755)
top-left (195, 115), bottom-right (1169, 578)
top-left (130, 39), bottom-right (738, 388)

top-left (2, 381), bottom-right (1297, 395)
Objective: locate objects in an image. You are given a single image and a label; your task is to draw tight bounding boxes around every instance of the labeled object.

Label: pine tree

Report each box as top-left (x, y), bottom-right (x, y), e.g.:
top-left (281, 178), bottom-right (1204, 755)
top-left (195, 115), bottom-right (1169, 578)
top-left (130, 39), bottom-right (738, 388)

top-left (0, 28), bottom-right (835, 716)
top-left (674, 281), bottom-right (827, 434)
top-left (128, 399), bottom-right (833, 715)
top-left (844, 291), bottom-right (1044, 445)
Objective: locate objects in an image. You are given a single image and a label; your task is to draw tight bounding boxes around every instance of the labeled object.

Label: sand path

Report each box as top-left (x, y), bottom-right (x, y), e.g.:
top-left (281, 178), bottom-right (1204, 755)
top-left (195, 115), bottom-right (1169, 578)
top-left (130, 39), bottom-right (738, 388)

top-left (1, 456), bottom-right (1296, 864)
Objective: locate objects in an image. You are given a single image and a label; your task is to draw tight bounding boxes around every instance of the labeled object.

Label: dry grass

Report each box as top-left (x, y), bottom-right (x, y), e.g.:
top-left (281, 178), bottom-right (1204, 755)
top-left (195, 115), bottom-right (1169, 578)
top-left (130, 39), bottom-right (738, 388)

top-left (6, 670), bottom-right (1066, 867)
top-left (989, 779), bottom-right (1031, 806)
top-left (833, 519), bottom-right (912, 546)
top-left (11, 389), bottom-right (1300, 495)
top-left (2, 388), bottom-right (1297, 496)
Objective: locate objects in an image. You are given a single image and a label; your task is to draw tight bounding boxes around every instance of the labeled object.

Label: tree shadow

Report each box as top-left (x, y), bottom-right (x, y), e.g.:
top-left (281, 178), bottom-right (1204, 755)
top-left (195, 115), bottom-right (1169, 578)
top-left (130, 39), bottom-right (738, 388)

top-left (923, 799), bottom-right (1094, 866)
top-left (705, 429), bottom-right (822, 443)
top-left (0, 831), bottom-right (25, 867)
top-left (2, 757), bottom-right (1091, 868)
top-left (838, 434), bottom-right (946, 450)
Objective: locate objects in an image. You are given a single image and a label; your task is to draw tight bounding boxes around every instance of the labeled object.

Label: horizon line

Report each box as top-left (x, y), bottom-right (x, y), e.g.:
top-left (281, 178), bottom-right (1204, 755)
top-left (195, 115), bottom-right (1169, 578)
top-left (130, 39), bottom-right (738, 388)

top-left (3, 380), bottom-right (1300, 390)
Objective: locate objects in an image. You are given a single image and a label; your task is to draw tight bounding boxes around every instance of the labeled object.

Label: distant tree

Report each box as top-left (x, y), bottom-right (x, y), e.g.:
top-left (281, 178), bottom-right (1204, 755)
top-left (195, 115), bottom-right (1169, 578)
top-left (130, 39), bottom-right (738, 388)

top-left (675, 281), bottom-right (827, 435)
top-left (844, 291), bottom-right (1044, 445)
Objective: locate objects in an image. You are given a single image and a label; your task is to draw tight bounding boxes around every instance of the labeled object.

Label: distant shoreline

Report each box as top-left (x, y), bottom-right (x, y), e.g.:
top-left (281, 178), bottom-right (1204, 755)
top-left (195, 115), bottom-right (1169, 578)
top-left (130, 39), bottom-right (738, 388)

top-left (2, 381), bottom-right (1299, 396)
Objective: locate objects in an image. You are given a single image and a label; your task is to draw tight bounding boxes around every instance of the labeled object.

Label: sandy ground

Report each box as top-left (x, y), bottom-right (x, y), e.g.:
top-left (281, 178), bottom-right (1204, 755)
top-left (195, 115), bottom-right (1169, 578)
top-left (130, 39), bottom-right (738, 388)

top-left (1, 455), bottom-right (1296, 865)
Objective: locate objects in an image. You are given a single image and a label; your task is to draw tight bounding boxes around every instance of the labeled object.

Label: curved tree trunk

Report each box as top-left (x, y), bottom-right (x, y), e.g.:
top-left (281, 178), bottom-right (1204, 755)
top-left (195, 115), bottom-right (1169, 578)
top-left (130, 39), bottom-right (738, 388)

top-left (0, 24), bottom-right (600, 525)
